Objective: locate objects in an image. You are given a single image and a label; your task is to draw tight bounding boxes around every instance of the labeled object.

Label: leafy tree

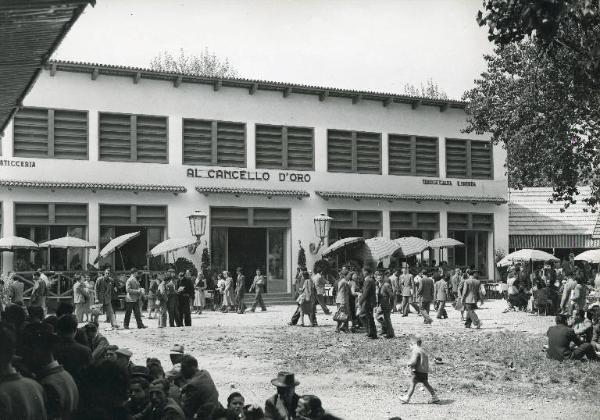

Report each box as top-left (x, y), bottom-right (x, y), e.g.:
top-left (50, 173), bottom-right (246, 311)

top-left (174, 257), bottom-right (197, 276)
top-left (149, 48), bottom-right (238, 78)
top-left (466, 1), bottom-right (600, 209)
top-left (403, 79), bottom-right (448, 99)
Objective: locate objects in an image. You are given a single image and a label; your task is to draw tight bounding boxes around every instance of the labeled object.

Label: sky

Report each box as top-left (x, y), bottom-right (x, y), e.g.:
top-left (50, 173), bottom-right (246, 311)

top-left (54, 0), bottom-right (494, 100)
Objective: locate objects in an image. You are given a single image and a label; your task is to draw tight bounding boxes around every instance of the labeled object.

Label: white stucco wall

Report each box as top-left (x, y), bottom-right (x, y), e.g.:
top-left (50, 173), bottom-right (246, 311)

top-left (0, 68), bottom-right (509, 282)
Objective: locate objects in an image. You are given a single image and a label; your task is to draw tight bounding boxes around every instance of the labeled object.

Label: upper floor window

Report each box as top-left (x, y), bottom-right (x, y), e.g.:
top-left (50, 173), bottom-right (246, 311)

top-left (327, 129), bottom-right (381, 174)
top-left (388, 134), bottom-right (438, 177)
top-left (99, 112), bottom-right (168, 163)
top-left (446, 138), bottom-right (493, 179)
top-left (183, 118), bottom-right (246, 167)
top-left (13, 107), bottom-right (88, 159)
top-left (255, 124), bottom-right (314, 171)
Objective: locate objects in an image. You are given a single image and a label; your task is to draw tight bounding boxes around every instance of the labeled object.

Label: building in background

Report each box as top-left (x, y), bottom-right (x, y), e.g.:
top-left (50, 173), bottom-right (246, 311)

top-left (0, 61), bottom-right (508, 294)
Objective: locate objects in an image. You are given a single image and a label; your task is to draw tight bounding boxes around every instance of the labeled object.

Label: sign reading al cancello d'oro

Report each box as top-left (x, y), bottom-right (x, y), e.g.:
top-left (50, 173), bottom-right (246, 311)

top-left (186, 168), bottom-right (311, 183)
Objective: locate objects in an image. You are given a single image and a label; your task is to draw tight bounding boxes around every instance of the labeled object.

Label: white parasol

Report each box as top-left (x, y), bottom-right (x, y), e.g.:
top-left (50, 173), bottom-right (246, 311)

top-left (356, 237), bottom-right (402, 262)
top-left (0, 236), bottom-right (38, 250)
top-left (39, 235), bottom-right (95, 249)
top-left (321, 237), bottom-right (365, 257)
top-left (95, 231), bottom-right (141, 269)
top-left (392, 236), bottom-right (430, 257)
top-left (497, 249), bottom-right (559, 267)
top-left (150, 237), bottom-right (198, 257)
top-left (574, 249), bottom-right (600, 264)
top-left (428, 238), bottom-right (464, 248)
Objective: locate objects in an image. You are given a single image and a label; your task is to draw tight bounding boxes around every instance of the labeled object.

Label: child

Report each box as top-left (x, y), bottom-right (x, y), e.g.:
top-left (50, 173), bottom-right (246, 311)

top-left (401, 336), bottom-right (439, 404)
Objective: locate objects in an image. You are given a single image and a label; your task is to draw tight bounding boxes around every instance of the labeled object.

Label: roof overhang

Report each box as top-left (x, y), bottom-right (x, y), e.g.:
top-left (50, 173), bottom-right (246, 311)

top-left (0, 180), bottom-right (186, 194)
top-left (0, 0), bottom-right (94, 134)
top-left (316, 191), bottom-right (507, 205)
top-left (196, 186), bottom-right (310, 199)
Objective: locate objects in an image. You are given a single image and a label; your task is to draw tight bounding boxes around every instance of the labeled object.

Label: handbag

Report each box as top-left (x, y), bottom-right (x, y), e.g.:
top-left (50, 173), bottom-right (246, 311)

top-left (333, 309), bottom-right (348, 322)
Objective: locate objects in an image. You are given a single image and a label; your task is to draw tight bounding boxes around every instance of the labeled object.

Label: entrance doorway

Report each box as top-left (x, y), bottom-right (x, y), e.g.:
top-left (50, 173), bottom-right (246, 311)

top-left (227, 228), bottom-right (267, 291)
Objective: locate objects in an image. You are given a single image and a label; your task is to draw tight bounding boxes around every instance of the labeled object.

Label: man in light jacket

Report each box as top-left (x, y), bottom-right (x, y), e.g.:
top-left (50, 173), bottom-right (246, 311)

top-left (434, 273), bottom-right (449, 319)
top-left (335, 274), bottom-right (350, 333)
top-left (124, 271), bottom-right (146, 329)
top-left (460, 269), bottom-right (482, 328)
top-left (95, 270), bottom-right (119, 329)
top-left (72, 275), bottom-right (87, 322)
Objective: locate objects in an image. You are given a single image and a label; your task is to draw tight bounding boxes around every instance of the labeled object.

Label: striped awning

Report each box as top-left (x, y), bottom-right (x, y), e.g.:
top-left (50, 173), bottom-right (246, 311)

top-left (0, 180), bottom-right (186, 193)
top-left (316, 191), bottom-right (507, 204)
top-left (510, 234), bottom-right (600, 249)
top-left (196, 186), bottom-right (309, 198)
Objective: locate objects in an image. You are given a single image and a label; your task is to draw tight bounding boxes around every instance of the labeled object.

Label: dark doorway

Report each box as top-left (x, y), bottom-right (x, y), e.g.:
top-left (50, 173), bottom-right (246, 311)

top-left (227, 228), bottom-right (267, 291)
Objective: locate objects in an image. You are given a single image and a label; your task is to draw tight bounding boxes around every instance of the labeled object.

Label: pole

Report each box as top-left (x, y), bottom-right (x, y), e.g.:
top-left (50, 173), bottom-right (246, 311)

top-left (118, 248), bottom-right (126, 271)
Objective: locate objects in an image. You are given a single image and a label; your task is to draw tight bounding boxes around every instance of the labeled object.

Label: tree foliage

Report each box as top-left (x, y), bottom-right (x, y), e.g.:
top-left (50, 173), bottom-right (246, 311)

top-left (403, 78), bottom-right (448, 99)
top-left (149, 48), bottom-right (238, 78)
top-left (465, 1), bottom-right (600, 209)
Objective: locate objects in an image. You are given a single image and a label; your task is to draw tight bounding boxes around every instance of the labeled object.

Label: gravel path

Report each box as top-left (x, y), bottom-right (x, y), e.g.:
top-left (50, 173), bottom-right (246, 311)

top-left (103, 300), bottom-right (598, 420)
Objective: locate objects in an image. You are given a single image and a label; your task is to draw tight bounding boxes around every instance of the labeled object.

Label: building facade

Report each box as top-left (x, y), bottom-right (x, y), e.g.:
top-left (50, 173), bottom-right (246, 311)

top-left (0, 61), bottom-right (508, 292)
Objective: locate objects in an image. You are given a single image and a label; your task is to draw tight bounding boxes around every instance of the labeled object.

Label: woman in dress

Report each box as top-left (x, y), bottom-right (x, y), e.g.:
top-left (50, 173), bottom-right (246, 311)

top-left (83, 274), bottom-right (95, 322)
top-left (347, 271), bottom-right (360, 332)
top-left (298, 271), bottom-right (316, 326)
top-left (223, 271), bottom-right (235, 312)
top-left (194, 272), bottom-right (207, 314)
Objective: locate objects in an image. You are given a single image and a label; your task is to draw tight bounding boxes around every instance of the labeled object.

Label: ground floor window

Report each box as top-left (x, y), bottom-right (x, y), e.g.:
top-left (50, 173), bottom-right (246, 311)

top-left (448, 230), bottom-right (489, 276)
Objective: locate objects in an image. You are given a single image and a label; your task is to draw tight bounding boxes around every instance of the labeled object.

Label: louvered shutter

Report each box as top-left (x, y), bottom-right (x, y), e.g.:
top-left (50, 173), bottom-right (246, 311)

top-left (253, 208), bottom-right (291, 227)
top-left (416, 212), bottom-right (439, 231)
top-left (216, 121), bottom-right (245, 167)
top-left (355, 131), bottom-right (381, 174)
top-left (356, 211), bottom-right (382, 230)
top-left (286, 126), bottom-right (313, 170)
top-left (256, 124), bottom-right (283, 169)
top-left (54, 204), bottom-right (88, 225)
top-left (447, 213), bottom-right (470, 230)
top-left (136, 115), bottom-right (168, 163)
top-left (53, 110), bottom-right (88, 159)
top-left (470, 141), bottom-right (492, 179)
top-left (15, 203), bottom-right (50, 225)
top-left (99, 205), bottom-right (132, 226)
top-left (388, 135), bottom-right (412, 175)
top-left (183, 119), bottom-right (212, 166)
top-left (99, 113), bottom-right (131, 161)
top-left (390, 212), bottom-right (413, 230)
top-left (415, 136), bottom-right (438, 177)
top-left (446, 139), bottom-right (468, 178)
top-left (328, 210), bottom-right (354, 229)
top-left (13, 107), bottom-right (49, 157)
top-left (136, 206), bottom-right (168, 226)
top-left (472, 214), bottom-right (493, 231)
top-left (327, 130), bottom-right (353, 172)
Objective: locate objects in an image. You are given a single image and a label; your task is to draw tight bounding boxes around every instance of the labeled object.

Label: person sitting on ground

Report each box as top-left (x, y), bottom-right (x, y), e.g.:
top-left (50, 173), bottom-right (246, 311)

top-left (296, 395), bottom-right (342, 420)
top-left (149, 379), bottom-right (185, 420)
top-left (546, 314), bottom-right (598, 361)
top-left (53, 314), bottom-right (92, 384)
top-left (21, 322), bottom-right (79, 420)
top-left (27, 305), bottom-right (44, 324)
top-left (265, 371), bottom-right (300, 420)
top-left (125, 376), bottom-right (152, 419)
top-left (170, 343), bottom-right (185, 366)
top-left (591, 306), bottom-right (600, 352)
top-left (571, 310), bottom-right (594, 343)
top-left (0, 321), bottom-right (47, 420)
top-left (209, 406), bottom-right (239, 420)
top-left (179, 354), bottom-right (220, 417)
top-left (146, 358), bottom-right (181, 402)
top-left (81, 322), bottom-right (110, 363)
top-left (227, 391), bottom-right (265, 420)
top-left (400, 335), bottom-right (439, 404)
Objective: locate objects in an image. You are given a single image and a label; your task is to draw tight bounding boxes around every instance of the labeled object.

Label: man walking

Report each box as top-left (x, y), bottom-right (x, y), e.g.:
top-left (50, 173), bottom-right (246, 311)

top-left (389, 269), bottom-right (401, 313)
top-left (418, 270), bottom-right (434, 324)
top-left (359, 267), bottom-right (377, 339)
top-left (313, 268), bottom-right (331, 315)
top-left (400, 267), bottom-right (414, 317)
top-left (236, 267), bottom-right (246, 314)
top-left (124, 271), bottom-right (146, 329)
top-left (73, 275), bottom-right (88, 322)
top-left (434, 273), bottom-right (449, 319)
top-left (95, 269), bottom-right (119, 330)
top-left (176, 272), bottom-right (194, 326)
top-left (460, 269), bottom-right (482, 329)
top-left (250, 269), bottom-right (267, 312)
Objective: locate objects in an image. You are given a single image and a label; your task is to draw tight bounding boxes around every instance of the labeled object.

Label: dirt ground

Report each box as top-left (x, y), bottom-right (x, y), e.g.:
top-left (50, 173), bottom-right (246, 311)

top-left (104, 299), bottom-right (599, 420)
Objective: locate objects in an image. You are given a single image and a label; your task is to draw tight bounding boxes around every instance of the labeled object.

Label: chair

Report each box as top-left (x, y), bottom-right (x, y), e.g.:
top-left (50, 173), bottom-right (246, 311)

top-left (534, 288), bottom-right (553, 316)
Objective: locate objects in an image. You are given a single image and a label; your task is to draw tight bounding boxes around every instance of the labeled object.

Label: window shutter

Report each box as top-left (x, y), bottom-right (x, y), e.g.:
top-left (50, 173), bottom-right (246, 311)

top-left (255, 124), bottom-right (283, 169)
top-left (470, 141), bottom-right (492, 179)
top-left (327, 130), bottom-right (353, 172)
top-left (472, 213), bottom-right (493, 231)
top-left (135, 206), bottom-right (167, 226)
top-left (211, 207), bottom-right (250, 227)
top-left (447, 213), bottom-right (470, 230)
top-left (286, 126), bottom-right (313, 170)
top-left (446, 139), bottom-right (468, 178)
top-left (99, 113), bottom-right (131, 161)
top-left (136, 115), bottom-right (168, 163)
top-left (328, 210), bottom-right (354, 229)
top-left (53, 110), bottom-right (88, 159)
top-left (13, 107), bottom-right (49, 157)
top-left (15, 203), bottom-right (50, 225)
top-left (183, 119), bottom-right (212, 166)
top-left (388, 134), bottom-right (412, 175)
top-left (355, 131), bottom-right (381, 174)
top-left (415, 136), bottom-right (438, 177)
top-left (356, 210), bottom-right (382, 230)
top-left (390, 211), bottom-right (413, 230)
top-left (54, 204), bottom-right (88, 225)
top-left (253, 208), bottom-right (291, 227)
top-left (99, 205), bottom-right (132, 226)
top-left (216, 121), bottom-right (245, 167)
top-left (416, 212), bottom-right (439, 231)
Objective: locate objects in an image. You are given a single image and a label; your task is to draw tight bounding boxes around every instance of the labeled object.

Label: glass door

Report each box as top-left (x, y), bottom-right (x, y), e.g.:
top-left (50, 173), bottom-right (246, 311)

top-left (267, 228), bottom-right (287, 293)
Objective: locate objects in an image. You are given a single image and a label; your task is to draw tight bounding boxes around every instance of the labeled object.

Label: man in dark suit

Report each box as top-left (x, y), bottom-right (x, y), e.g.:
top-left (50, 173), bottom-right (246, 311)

top-left (460, 269), bottom-right (481, 328)
top-left (264, 371), bottom-right (300, 420)
top-left (95, 269), bottom-right (119, 329)
top-left (359, 267), bottom-right (377, 339)
top-left (177, 272), bottom-right (194, 327)
top-left (53, 314), bottom-right (92, 385)
top-left (236, 267), bottom-right (246, 314)
top-left (418, 271), bottom-right (435, 324)
top-left (546, 314), bottom-right (598, 361)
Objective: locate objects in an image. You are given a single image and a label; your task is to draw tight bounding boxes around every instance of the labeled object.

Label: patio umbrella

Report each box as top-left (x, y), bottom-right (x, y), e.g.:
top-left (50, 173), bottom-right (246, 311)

top-left (574, 249), bottom-right (600, 263)
top-left (321, 237), bottom-right (365, 257)
top-left (95, 231), bottom-right (141, 269)
top-left (39, 235), bottom-right (94, 249)
top-left (497, 249), bottom-right (559, 267)
top-left (428, 238), bottom-right (464, 248)
top-left (150, 236), bottom-right (198, 257)
top-left (0, 236), bottom-right (38, 250)
top-left (356, 237), bottom-right (401, 262)
top-left (392, 236), bottom-right (429, 257)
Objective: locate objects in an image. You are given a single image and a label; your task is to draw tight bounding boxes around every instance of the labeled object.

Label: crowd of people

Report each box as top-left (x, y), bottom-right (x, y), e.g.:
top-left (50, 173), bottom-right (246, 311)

top-left (0, 300), bottom-right (343, 419)
top-left (289, 264), bottom-right (485, 338)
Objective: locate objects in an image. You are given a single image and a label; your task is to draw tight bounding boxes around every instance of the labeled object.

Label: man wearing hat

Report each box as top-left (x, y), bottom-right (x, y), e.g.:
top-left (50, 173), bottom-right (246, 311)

top-left (176, 272), bottom-right (194, 327)
top-left (265, 371), bottom-right (300, 420)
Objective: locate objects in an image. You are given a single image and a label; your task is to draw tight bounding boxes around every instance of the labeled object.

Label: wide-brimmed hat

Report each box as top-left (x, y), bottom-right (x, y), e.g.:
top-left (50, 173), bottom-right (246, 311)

top-left (170, 344), bottom-right (185, 354)
top-left (271, 371), bottom-right (299, 388)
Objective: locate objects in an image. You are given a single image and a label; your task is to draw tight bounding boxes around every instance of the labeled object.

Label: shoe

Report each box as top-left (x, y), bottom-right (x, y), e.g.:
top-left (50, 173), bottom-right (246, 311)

top-left (400, 396), bottom-right (410, 404)
top-left (250, 308), bottom-right (255, 312)
top-left (429, 396), bottom-right (440, 404)
top-left (261, 308), bottom-right (267, 312)
top-left (367, 335), bottom-right (378, 340)
top-left (401, 315), bottom-right (408, 317)
top-left (138, 325), bottom-right (147, 329)
top-left (287, 322), bottom-right (294, 326)
top-left (123, 326), bottom-right (130, 329)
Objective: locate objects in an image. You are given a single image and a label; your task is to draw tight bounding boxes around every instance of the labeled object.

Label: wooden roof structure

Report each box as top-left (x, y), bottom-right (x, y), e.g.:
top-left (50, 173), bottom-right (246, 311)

top-left (0, 0), bottom-right (93, 134)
